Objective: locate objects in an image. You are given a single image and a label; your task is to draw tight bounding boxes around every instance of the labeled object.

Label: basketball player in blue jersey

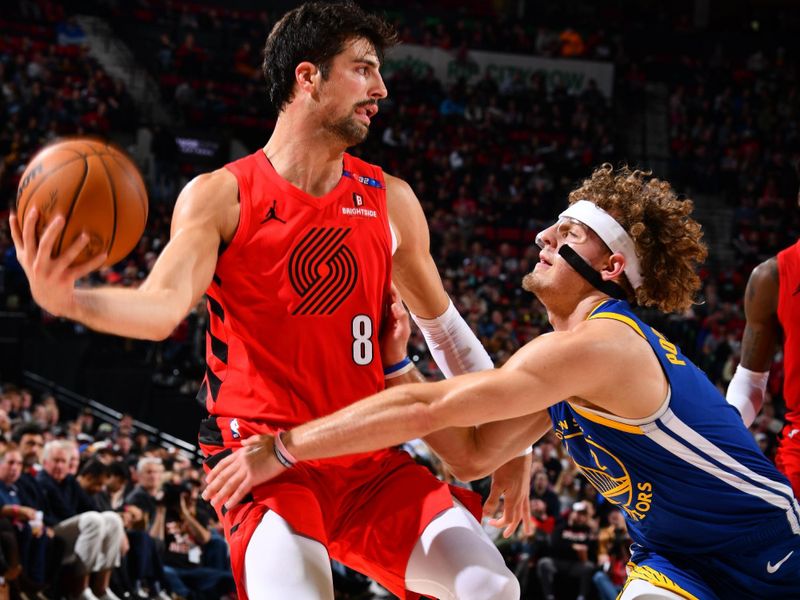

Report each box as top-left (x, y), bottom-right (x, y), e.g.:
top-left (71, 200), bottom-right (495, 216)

top-left (205, 163), bottom-right (800, 600)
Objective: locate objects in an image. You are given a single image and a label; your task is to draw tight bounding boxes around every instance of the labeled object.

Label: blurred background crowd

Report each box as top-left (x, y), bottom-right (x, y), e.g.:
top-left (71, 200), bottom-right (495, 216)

top-left (0, 0), bottom-right (798, 598)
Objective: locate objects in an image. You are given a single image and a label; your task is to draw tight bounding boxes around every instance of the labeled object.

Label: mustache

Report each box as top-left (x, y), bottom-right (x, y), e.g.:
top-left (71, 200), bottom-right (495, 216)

top-left (354, 99), bottom-right (378, 109)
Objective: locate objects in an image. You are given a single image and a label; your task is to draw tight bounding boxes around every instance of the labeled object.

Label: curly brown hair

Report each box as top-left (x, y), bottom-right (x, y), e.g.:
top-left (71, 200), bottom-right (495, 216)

top-left (567, 164), bottom-right (707, 313)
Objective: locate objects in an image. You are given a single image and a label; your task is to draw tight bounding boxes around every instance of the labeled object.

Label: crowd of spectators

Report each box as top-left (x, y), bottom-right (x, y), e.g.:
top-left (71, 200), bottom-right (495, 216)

top-left (72, 0), bottom-right (617, 147)
top-left (0, 1), bottom-right (138, 211)
top-left (659, 40), bottom-right (800, 464)
top-left (1, 1), bottom-right (800, 599)
top-left (0, 380), bottom-right (234, 599)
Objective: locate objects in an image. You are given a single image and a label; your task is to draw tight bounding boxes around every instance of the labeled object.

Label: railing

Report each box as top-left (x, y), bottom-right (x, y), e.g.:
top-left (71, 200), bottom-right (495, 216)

top-left (22, 370), bottom-right (203, 462)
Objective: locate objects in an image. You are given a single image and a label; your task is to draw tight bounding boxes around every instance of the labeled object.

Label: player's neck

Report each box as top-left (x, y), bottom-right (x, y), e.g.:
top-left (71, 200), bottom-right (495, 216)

top-left (264, 116), bottom-right (349, 198)
top-left (547, 293), bottom-right (611, 331)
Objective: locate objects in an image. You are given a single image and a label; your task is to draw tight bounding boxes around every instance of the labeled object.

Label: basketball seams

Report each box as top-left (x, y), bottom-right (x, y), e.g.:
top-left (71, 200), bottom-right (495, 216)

top-left (17, 156), bottom-right (87, 228)
top-left (93, 153), bottom-right (119, 259)
top-left (85, 141), bottom-right (148, 219)
top-left (54, 159), bottom-right (90, 257)
top-left (104, 150), bottom-right (148, 223)
top-left (16, 143), bottom-right (111, 224)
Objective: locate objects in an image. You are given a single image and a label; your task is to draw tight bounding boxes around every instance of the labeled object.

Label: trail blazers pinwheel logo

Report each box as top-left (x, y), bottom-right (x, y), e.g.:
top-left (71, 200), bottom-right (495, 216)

top-left (289, 227), bottom-right (358, 315)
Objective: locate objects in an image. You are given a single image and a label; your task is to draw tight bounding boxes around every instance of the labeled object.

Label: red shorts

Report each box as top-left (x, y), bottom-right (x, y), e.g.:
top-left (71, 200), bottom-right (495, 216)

top-left (776, 423), bottom-right (800, 498)
top-left (199, 416), bottom-right (482, 600)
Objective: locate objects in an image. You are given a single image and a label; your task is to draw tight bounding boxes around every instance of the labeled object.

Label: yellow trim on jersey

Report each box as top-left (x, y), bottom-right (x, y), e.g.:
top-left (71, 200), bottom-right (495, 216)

top-left (569, 404), bottom-right (644, 435)
top-left (588, 311), bottom-right (646, 340)
top-left (588, 299), bottom-right (613, 318)
top-left (621, 563), bottom-right (700, 600)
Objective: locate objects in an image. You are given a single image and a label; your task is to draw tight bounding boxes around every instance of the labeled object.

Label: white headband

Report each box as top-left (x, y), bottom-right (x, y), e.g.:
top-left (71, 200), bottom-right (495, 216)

top-left (557, 200), bottom-right (643, 289)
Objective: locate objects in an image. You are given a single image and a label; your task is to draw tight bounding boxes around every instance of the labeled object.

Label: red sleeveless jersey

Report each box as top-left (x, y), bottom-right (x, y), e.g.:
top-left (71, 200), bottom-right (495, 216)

top-left (778, 239), bottom-right (800, 424)
top-left (197, 150), bottom-right (392, 426)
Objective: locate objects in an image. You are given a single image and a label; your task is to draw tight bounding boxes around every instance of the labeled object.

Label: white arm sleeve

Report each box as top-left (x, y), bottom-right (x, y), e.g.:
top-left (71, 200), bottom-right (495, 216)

top-left (410, 300), bottom-right (493, 377)
top-left (412, 301), bottom-right (534, 459)
top-left (726, 365), bottom-right (769, 427)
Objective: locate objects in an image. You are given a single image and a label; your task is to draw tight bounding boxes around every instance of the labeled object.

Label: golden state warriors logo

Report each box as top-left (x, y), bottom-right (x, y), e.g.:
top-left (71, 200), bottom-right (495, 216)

top-left (579, 439), bottom-right (634, 512)
top-left (556, 419), bottom-right (653, 522)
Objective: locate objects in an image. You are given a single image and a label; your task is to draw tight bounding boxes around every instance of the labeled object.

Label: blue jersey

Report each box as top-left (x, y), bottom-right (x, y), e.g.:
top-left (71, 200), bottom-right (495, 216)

top-left (548, 299), bottom-right (800, 556)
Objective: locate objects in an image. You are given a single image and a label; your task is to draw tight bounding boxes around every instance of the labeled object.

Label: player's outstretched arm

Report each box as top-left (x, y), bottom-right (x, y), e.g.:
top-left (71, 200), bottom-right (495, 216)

top-left (385, 173), bottom-right (540, 536)
top-left (10, 169), bottom-right (237, 341)
top-left (203, 329), bottom-right (598, 509)
top-left (727, 257), bottom-right (779, 426)
top-left (379, 276), bottom-right (550, 479)
top-left (385, 174), bottom-right (500, 458)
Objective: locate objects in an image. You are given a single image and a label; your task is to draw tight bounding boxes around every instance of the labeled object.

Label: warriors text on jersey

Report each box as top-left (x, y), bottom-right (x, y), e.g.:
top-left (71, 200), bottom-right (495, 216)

top-left (197, 150), bottom-right (393, 427)
top-left (548, 299), bottom-right (800, 555)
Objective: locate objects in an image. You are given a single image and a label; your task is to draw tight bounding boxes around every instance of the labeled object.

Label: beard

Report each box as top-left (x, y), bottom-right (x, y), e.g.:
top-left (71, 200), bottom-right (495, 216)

top-left (324, 112), bottom-right (369, 146)
top-left (521, 269), bottom-right (538, 293)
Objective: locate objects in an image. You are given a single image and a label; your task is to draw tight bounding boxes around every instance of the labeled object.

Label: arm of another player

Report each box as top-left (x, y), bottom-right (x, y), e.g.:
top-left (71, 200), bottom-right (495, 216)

top-left (9, 169), bottom-right (238, 341)
top-left (204, 328), bottom-right (601, 510)
top-left (378, 279), bottom-right (550, 476)
top-left (385, 174), bottom-right (501, 461)
top-left (386, 174), bottom-right (537, 535)
top-left (378, 280), bottom-right (550, 536)
top-left (726, 257), bottom-right (779, 426)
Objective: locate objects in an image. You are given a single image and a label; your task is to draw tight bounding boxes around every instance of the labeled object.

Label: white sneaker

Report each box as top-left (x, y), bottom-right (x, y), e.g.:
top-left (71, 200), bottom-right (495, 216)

top-left (98, 589), bottom-right (123, 600)
top-left (77, 589), bottom-right (100, 600)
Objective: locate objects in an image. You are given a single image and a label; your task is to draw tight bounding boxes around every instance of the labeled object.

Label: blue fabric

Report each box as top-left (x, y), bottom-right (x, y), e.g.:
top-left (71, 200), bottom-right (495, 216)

top-left (163, 565), bottom-right (235, 599)
top-left (629, 538), bottom-right (800, 600)
top-left (547, 299), bottom-right (800, 598)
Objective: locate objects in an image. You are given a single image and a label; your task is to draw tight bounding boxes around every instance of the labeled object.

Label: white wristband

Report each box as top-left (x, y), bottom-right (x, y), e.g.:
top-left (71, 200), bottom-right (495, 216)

top-left (519, 445), bottom-right (534, 457)
top-left (726, 365), bottom-right (769, 427)
top-left (411, 300), bottom-right (493, 377)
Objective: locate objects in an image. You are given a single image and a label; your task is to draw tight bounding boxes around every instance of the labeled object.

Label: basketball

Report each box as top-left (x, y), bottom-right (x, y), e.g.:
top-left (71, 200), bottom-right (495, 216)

top-left (15, 138), bottom-right (148, 268)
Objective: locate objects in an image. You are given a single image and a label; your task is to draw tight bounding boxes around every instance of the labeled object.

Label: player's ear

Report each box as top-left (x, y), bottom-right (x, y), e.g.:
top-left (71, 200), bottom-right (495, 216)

top-left (600, 252), bottom-right (626, 282)
top-left (295, 61), bottom-right (320, 97)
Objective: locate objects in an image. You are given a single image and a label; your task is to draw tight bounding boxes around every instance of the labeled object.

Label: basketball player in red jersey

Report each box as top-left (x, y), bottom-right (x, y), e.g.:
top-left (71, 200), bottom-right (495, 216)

top-left (728, 242), bottom-right (800, 489)
top-left (9, 3), bottom-right (535, 598)
top-left (727, 180), bottom-right (800, 496)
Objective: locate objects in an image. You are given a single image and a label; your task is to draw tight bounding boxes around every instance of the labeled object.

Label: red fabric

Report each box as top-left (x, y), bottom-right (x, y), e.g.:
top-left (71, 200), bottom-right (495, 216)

top-left (777, 240), bottom-right (800, 425)
top-left (200, 417), bottom-right (482, 600)
top-left (200, 150), bottom-right (393, 426)
top-left (775, 423), bottom-right (800, 499)
top-left (196, 151), bottom-right (484, 598)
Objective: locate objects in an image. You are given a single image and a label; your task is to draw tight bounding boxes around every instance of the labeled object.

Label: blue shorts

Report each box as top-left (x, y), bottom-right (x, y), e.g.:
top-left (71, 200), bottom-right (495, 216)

top-left (624, 536), bottom-right (800, 600)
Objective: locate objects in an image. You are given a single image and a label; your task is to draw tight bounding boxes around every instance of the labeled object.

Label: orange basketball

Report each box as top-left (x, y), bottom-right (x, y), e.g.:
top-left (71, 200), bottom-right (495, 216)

top-left (15, 138), bottom-right (148, 268)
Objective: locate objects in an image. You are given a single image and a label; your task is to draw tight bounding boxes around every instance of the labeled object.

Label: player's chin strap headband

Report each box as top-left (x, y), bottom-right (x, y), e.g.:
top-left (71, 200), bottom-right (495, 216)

top-left (535, 200), bottom-right (643, 300)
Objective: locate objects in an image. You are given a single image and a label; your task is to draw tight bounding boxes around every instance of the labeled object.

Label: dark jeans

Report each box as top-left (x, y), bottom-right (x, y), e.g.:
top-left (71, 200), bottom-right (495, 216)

top-left (201, 532), bottom-right (228, 571)
top-left (163, 565), bottom-right (235, 599)
top-left (537, 556), bottom-right (595, 599)
top-left (0, 517), bottom-right (19, 576)
top-left (18, 524), bottom-right (51, 585)
top-left (126, 530), bottom-right (167, 587)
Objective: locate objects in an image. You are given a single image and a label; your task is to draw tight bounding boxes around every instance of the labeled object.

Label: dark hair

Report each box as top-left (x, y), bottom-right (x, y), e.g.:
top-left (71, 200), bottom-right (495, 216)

top-left (107, 461), bottom-right (129, 480)
top-left (79, 458), bottom-right (110, 479)
top-left (11, 422), bottom-right (44, 443)
top-left (161, 481), bottom-right (192, 511)
top-left (262, 1), bottom-right (396, 112)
